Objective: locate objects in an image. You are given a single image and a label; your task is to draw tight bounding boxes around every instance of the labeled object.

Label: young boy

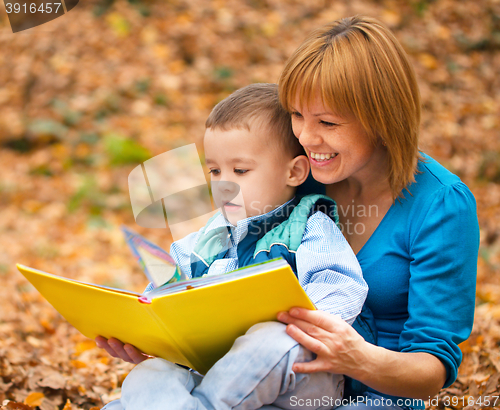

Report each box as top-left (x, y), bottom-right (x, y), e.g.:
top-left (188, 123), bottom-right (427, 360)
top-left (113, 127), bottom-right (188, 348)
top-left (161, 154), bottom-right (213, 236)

top-left (101, 83), bottom-right (367, 410)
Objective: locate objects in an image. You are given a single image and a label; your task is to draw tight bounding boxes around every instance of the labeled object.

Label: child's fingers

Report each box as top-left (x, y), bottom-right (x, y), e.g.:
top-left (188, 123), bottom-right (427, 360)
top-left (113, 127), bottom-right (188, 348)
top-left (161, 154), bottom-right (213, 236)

top-left (123, 344), bottom-right (149, 364)
top-left (95, 336), bottom-right (107, 349)
top-left (95, 336), bottom-right (121, 359)
top-left (108, 338), bottom-right (135, 363)
top-left (96, 336), bottom-right (148, 364)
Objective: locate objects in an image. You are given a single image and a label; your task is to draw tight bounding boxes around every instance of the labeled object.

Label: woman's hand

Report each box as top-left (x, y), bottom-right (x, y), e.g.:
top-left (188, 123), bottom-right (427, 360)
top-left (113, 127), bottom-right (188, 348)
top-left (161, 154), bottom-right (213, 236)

top-left (95, 336), bottom-right (149, 364)
top-left (278, 307), bottom-right (447, 399)
top-left (277, 308), bottom-right (372, 379)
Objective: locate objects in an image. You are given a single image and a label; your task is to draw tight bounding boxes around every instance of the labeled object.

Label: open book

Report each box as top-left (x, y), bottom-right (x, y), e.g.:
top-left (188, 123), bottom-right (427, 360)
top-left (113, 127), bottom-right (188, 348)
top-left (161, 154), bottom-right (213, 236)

top-left (17, 229), bottom-right (315, 374)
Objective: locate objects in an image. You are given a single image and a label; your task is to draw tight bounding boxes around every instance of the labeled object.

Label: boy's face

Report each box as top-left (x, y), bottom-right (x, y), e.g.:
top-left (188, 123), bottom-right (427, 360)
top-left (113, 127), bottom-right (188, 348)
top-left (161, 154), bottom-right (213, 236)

top-left (204, 122), bottom-right (296, 225)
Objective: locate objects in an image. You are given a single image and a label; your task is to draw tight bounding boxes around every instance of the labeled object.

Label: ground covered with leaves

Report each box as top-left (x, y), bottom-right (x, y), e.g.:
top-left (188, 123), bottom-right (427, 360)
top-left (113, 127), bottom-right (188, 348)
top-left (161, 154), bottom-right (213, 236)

top-left (0, 0), bottom-right (499, 408)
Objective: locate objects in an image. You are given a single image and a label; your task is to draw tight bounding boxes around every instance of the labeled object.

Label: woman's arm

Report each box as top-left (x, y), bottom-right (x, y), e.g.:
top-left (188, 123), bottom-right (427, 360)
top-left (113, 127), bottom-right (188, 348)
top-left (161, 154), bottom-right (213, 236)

top-left (280, 182), bottom-right (478, 399)
top-left (277, 308), bottom-right (446, 400)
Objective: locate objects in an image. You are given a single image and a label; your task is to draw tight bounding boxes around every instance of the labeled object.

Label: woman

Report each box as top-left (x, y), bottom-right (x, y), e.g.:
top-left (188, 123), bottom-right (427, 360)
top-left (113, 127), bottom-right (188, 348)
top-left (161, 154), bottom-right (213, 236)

top-left (99, 16), bottom-right (479, 410)
top-left (276, 15), bottom-right (479, 409)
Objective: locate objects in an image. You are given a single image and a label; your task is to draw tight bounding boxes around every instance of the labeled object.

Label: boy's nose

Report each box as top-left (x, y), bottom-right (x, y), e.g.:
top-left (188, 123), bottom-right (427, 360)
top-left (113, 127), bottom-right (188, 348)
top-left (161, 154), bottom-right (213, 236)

top-left (212, 181), bottom-right (239, 211)
top-left (217, 180), bottom-right (238, 192)
top-left (212, 181), bottom-right (240, 206)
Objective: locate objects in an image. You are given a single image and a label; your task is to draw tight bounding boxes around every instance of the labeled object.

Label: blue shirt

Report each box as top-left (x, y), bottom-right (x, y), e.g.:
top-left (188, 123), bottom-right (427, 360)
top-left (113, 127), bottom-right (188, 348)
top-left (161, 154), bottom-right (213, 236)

top-left (324, 154), bottom-right (477, 395)
top-left (168, 199), bottom-right (368, 324)
top-left (362, 154), bottom-right (478, 388)
top-left (297, 154), bottom-right (478, 406)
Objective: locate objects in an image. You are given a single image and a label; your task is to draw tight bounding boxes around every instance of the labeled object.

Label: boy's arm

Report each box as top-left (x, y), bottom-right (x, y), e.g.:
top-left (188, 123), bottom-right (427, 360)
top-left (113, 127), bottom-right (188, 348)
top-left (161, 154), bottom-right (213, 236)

top-left (296, 211), bottom-right (368, 325)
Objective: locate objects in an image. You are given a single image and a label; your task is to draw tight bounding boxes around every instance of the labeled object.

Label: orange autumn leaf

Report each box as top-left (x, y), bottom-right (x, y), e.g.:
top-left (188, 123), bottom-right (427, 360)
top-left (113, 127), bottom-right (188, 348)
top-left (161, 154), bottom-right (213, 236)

top-left (418, 53), bottom-right (438, 70)
top-left (70, 359), bottom-right (87, 368)
top-left (0, 2), bottom-right (499, 410)
top-left (74, 339), bottom-right (97, 355)
top-left (62, 399), bottom-right (73, 410)
top-left (24, 392), bottom-right (45, 407)
top-left (99, 356), bottom-right (110, 364)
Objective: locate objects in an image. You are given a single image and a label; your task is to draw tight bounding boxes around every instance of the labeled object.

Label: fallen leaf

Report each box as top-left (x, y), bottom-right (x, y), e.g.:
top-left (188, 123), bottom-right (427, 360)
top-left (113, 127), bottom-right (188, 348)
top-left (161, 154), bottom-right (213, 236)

top-left (0, 380), bottom-right (13, 393)
top-left (74, 340), bottom-right (97, 355)
top-left (418, 53), bottom-right (438, 70)
top-left (6, 402), bottom-right (34, 410)
top-left (468, 380), bottom-right (478, 396)
top-left (62, 399), bottom-right (72, 410)
top-left (70, 360), bottom-right (87, 369)
top-left (39, 396), bottom-right (62, 410)
top-left (484, 372), bottom-right (500, 394)
top-left (24, 392), bottom-right (45, 407)
top-left (38, 372), bottom-right (66, 389)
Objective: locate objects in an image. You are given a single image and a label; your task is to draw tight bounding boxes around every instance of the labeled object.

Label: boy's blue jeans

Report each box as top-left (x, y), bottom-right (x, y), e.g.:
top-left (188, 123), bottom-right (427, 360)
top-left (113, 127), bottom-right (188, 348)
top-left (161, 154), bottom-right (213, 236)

top-left (102, 322), bottom-right (343, 410)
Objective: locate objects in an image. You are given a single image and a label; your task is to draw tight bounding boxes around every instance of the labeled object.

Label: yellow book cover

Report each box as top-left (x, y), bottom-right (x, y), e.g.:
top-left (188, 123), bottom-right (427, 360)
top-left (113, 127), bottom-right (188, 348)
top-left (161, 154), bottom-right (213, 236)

top-left (17, 258), bottom-right (315, 375)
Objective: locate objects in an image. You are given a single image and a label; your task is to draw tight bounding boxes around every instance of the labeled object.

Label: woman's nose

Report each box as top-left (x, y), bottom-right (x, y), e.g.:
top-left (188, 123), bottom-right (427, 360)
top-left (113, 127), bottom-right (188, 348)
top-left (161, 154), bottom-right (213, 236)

top-left (295, 122), bottom-right (323, 146)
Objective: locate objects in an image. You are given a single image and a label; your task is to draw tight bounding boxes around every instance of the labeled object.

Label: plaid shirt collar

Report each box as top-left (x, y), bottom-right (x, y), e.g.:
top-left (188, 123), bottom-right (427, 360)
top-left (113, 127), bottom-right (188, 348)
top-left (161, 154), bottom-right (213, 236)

top-left (204, 198), bottom-right (295, 245)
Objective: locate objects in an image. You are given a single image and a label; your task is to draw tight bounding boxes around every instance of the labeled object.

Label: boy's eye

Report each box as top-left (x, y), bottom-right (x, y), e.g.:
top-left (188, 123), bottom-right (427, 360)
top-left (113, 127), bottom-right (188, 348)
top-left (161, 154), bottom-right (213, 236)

top-left (234, 169), bottom-right (248, 175)
top-left (208, 169), bottom-right (220, 176)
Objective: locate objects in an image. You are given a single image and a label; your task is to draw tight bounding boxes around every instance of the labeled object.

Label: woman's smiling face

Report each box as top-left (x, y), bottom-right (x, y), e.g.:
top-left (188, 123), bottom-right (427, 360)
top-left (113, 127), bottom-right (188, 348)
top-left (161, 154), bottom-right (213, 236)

top-left (291, 95), bottom-right (386, 186)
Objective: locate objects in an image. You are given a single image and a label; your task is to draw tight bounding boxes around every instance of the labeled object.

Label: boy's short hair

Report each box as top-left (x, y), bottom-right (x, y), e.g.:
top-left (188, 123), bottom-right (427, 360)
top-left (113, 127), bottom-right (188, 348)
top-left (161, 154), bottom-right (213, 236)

top-left (205, 83), bottom-right (305, 158)
top-left (279, 16), bottom-right (421, 200)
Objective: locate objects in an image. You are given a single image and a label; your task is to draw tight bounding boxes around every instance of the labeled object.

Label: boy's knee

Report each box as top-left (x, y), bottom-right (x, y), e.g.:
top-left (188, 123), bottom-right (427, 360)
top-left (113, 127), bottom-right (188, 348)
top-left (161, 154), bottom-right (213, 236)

top-left (122, 358), bottom-right (196, 392)
top-left (128, 357), bottom-right (178, 375)
top-left (246, 321), bottom-right (288, 337)
top-left (242, 321), bottom-right (298, 349)
top-left (221, 321), bottom-right (301, 365)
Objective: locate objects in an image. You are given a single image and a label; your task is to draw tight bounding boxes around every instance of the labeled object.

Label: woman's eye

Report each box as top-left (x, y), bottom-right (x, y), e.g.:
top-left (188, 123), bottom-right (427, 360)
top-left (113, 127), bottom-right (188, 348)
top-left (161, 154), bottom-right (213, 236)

top-left (320, 120), bottom-right (337, 127)
top-left (234, 169), bottom-right (248, 175)
top-left (292, 111), bottom-right (303, 118)
top-left (208, 169), bottom-right (220, 176)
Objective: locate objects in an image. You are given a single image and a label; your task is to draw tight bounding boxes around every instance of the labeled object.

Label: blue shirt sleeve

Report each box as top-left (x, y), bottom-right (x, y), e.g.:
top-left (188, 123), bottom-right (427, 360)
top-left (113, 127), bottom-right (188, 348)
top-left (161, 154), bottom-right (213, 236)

top-left (296, 211), bottom-right (368, 324)
top-left (401, 182), bottom-right (479, 387)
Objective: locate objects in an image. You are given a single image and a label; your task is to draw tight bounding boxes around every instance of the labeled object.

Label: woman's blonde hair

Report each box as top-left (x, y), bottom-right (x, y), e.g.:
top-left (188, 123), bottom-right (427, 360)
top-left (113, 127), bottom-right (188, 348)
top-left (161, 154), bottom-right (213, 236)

top-left (279, 16), bottom-right (421, 199)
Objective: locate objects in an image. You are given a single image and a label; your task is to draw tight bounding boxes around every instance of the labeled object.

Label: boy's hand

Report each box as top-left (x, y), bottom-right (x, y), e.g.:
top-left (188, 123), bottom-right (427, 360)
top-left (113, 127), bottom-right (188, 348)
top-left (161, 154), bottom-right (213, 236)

top-left (95, 336), bottom-right (149, 364)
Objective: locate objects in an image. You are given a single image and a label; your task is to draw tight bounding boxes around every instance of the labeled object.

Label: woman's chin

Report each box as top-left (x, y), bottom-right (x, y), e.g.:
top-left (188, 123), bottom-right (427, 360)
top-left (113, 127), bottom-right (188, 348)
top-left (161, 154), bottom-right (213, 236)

top-left (310, 168), bottom-right (342, 185)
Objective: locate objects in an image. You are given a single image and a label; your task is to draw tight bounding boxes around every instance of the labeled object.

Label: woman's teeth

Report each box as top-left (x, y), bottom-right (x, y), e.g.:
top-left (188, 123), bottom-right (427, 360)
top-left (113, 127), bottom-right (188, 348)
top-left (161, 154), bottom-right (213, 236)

top-left (310, 152), bottom-right (338, 161)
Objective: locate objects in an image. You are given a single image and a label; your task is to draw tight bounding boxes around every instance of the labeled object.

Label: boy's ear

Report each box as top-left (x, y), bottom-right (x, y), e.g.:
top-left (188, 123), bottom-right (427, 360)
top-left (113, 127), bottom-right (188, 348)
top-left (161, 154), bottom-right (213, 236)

top-left (287, 155), bottom-right (310, 187)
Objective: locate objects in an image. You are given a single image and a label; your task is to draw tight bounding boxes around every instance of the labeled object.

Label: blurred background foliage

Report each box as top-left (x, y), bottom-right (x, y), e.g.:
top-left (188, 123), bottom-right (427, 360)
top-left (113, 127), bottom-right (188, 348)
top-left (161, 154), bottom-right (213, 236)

top-left (0, 0), bottom-right (499, 408)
